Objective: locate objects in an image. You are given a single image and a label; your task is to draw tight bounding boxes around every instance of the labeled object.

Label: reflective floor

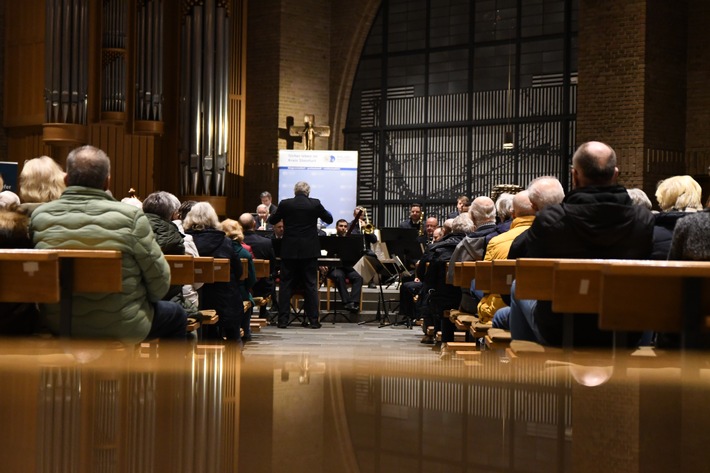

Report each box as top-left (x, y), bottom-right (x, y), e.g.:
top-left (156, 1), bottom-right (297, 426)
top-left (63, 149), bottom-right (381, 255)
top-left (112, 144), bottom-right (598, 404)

top-left (1, 330), bottom-right (709, 473)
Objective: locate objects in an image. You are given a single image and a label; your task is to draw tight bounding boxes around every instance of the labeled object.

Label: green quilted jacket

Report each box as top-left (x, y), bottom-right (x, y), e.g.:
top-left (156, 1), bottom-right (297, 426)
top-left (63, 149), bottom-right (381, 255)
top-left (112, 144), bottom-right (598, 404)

top-left (30, 186), bottom-right (171, 343)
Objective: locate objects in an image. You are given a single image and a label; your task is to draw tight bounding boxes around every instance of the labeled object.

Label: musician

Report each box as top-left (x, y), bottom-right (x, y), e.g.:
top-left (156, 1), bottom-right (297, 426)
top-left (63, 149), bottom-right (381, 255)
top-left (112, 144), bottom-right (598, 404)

top-left (326, 219), bottom-right (363, 313)
top-left (350, 207), bottom-right (378, 244)
top-left (271, 220), bottom-right (284, 239)
top-left (398, 203), bottom-right (422, 230)
top-left (268, 181), bottom-right (333, 329)
top-left (256, 204), bottom-right (273, 230)
top-left (447, 195), bottom-right (471, 219)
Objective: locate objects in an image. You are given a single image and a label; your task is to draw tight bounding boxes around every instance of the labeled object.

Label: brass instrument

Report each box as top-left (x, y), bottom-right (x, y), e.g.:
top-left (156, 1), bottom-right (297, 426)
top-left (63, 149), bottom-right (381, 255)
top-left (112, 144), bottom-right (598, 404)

top-left (362, 208), bottom-right (375, 234)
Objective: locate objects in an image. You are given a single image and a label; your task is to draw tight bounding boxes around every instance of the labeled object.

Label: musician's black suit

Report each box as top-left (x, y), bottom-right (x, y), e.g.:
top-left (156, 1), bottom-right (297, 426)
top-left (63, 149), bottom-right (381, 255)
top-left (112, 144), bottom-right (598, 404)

top-left (268, 192), bottom-right (333, 327)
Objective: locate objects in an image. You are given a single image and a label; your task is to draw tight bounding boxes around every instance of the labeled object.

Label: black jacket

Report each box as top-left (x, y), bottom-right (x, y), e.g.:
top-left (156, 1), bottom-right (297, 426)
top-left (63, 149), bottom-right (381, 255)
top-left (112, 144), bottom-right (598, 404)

top-left (188, 228), bottom-right (243, 325)
top-left (520, 185), bottom-right (655, 346)
top-left (243, 230), bottom-right (276, 261)
top-left (268, 193), bottom-right (333, 259)
top-left (418, 232), bottom-right (466, 312)
top-left (652, 211), bottom-right (688, 260)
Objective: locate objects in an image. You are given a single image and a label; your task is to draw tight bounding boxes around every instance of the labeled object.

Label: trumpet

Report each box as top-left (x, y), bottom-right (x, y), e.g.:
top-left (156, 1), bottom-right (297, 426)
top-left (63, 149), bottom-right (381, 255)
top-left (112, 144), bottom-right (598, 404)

top-left (362, 208), bottom-right (375, 234)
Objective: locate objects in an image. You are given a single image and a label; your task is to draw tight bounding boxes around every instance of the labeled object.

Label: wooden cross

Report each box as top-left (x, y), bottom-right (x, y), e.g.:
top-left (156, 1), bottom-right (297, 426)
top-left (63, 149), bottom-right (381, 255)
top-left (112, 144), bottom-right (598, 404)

top-left (288, 114), bottom-right (331, 150)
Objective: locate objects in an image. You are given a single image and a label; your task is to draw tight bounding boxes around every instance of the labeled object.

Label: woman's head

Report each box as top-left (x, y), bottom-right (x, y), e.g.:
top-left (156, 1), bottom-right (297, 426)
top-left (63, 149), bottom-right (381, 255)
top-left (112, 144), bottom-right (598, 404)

top-left (183, 202), bottom-right (221, 231)
top-left (655, 175), bottom-right (703, 212)
top-left (221, 218), bottom-right (245, 242)
top-left (19, 156), bottom-right (66, 203)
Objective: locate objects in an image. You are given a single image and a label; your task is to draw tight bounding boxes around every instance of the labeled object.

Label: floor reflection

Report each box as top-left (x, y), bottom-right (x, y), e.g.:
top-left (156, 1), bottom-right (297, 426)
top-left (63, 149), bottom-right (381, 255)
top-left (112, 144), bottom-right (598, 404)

top-left (0, 339), bottom-right (708, 472)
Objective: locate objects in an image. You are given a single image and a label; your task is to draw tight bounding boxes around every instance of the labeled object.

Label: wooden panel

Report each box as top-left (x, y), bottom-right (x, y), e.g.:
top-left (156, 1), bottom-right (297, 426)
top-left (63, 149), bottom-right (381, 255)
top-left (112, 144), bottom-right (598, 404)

top-left (475, 261), bottom-right (492, 293)
top-left (55, 250), bottom-right (123, 293)
top-left (490, 260), bottom-right (516, 295)
top-left (515, 258), bottom-right (556, 301)
top-left (194, 257), bottom-right (215, 283)
top-left (253, 259), bottom-right (271, 279)
top-left (214, 258), bottom-right (231, 282)
top-left (0, 250), bottom-right (60, 302)
top-left (599, 261), bottom-right (710, 333)
top-left (4, 0), bottom-right (45, 128)
top-left (165, 255), bottom-right (195, 285)
top-left (458, 261), bottom-right (477, 289)
top-left (551, 260), bottom-right (604, 314)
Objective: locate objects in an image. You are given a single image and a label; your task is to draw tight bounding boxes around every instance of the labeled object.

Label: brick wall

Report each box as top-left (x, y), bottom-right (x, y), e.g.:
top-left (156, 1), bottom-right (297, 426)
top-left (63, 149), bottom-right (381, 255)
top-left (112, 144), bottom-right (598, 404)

top-left (577, 0), bottom-right (648, 189)
top-left (244, 0), bottom-right (379, 205)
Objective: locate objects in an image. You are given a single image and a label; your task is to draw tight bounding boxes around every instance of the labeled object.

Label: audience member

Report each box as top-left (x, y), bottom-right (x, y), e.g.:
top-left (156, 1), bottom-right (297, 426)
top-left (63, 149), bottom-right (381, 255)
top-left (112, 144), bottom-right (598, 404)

top-left (418, 215), bottom-right (473, 343)
top-left (494, 192), bottom-right (515, 232)
top-left (222, 218), bottom-right (258, 342)
top-left (239, 211), bottom-right (276, 317)
top-left (0, 208), bottom-right (39, 335)
top-left (184, 202), bottom-right (244, 341)
top-left (652, 175), bottom-right (703, 259)
top-left (668, 206), bottom-right (710, 261)
top-left (507, 141), bottom-right (654, 347)
top-left (173, 199), bottom-right (202, 317)
top-left (30, 145), bottom-right (187, 343)
top-left (18, 155), bottom-right (66, 215)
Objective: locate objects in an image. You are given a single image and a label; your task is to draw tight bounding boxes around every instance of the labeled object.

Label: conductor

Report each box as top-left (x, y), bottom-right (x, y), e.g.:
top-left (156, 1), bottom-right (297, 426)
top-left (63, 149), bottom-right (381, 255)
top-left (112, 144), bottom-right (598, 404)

top-left (268, 181), bottom-right (333, 329)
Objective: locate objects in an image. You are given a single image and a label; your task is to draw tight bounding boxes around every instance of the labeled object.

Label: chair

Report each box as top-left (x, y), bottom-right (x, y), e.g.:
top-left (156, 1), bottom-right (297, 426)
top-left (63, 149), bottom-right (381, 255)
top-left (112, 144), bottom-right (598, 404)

top-left (323, 277), bottom-right (364, 323)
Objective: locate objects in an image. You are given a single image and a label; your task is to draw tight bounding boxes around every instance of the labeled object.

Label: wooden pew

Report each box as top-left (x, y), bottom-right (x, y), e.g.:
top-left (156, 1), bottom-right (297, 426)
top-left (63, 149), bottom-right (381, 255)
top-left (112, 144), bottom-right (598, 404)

top-left (0, 250), bottom-right (61, 303)
top-left (514, 258), bottom-right (556, 300)
top-left (474, 261), bottom-right (492, 293)
top-left (213, 258), bottom-right (230, 282)
top-left (490, 259), bottom-right (516, 295)
top-left (1, 249), bottom-right (123, 337)
top-left (253, 259), bottom-right (271, 279)
top-left (165, 255), bottom-right (195, 285)
top-left (54, 249), bottom-right (123, 336)
top-left (194, 257), bottom-right (215, 283)
top-left (599, 260), bottom-right (710, 349)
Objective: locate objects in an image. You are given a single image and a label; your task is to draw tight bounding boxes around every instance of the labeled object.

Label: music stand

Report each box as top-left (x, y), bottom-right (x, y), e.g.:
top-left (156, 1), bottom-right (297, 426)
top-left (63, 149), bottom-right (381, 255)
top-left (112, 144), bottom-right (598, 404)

top-left (319, 236), bottom-right (363, 323)
top-left (379, 228), bottom-right (423, 277)
top-left (358, 255), bottom-right (396, 327)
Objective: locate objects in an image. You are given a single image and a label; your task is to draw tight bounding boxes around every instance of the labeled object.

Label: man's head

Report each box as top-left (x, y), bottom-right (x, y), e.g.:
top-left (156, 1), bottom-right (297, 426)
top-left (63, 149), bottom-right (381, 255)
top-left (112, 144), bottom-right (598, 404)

top-left (65, 146), bottom-right (111, 190)
top-left (452, 213), bottom-right (476, 234)
top-left (335, 219), bottom-right (349, 236)
top-left (256, 204), bottom-right (269, 221)
top-left (142, 191), bottom-right (181, 221)
top-left (425, 216), bottom-right (438, 236)
top-left (272, 220), bottom-right (284, 238)
top-left (511, 191), bottom-right (535, 218)
top-left (238, 212), bottom-right (256, 230)
top-left (432, 226), bottom-right (444, 242)
top-left (409, 203), bottom-right (422, 223)
top-left (294, 181), bottom-right (310, 196)
top-left (260, 191), bottom-right (272, 206)
top-left (571, 141), bottom-right (618, 188)
top-left (469, 196), bottom-right (496, 226)
top-left (527, 176), bottom-right (565, 211)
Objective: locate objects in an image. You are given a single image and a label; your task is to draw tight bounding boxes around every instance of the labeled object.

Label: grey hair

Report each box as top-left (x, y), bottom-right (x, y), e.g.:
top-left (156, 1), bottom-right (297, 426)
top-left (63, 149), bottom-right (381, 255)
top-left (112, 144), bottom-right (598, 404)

top-left (294, 181), bottom-right (310, 196)
top-left (527, 176), bottom-right (565, 210)
top-left (627, 188), bottom-right (652, 210)
top-left (142, 191), bottom-right (181, 221)
top-left (452, 213), bottom-right (475, 234)
top-left (66, 146), bottom-right (111, 189)
top-left (183, 202), bottom-right (221, 231)
top-left (495, 193), bottom-right (514, 221)
top-left (469, 196), bottom-right (496, 225)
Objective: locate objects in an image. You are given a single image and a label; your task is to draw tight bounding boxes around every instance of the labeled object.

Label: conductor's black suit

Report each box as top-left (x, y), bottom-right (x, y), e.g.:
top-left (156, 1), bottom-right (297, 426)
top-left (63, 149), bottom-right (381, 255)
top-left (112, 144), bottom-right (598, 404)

top-left (268, 192), bottom-right (333, 327)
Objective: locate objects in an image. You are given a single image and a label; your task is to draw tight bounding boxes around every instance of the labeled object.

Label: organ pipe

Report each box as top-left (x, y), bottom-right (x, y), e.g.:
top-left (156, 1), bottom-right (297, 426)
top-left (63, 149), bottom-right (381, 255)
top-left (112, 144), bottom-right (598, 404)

top-left (135, 0), bottom-right (165, 133)
top-left (180, 0), bottom-right (230, 196)
top-left (43, 0), bottom-right (89, 144)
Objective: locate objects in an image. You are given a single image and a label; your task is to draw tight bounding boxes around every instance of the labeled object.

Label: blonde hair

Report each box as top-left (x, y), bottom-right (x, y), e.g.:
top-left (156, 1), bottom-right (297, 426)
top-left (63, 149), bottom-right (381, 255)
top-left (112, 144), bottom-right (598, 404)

top-left (221, 218), bottom-right (245, 243)
top-left (655, 175), bottom-right (703, 212)
top-left (183, 202), bottom-right (221, 231)
top-left (19, 156), bottom-right (66, 203)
